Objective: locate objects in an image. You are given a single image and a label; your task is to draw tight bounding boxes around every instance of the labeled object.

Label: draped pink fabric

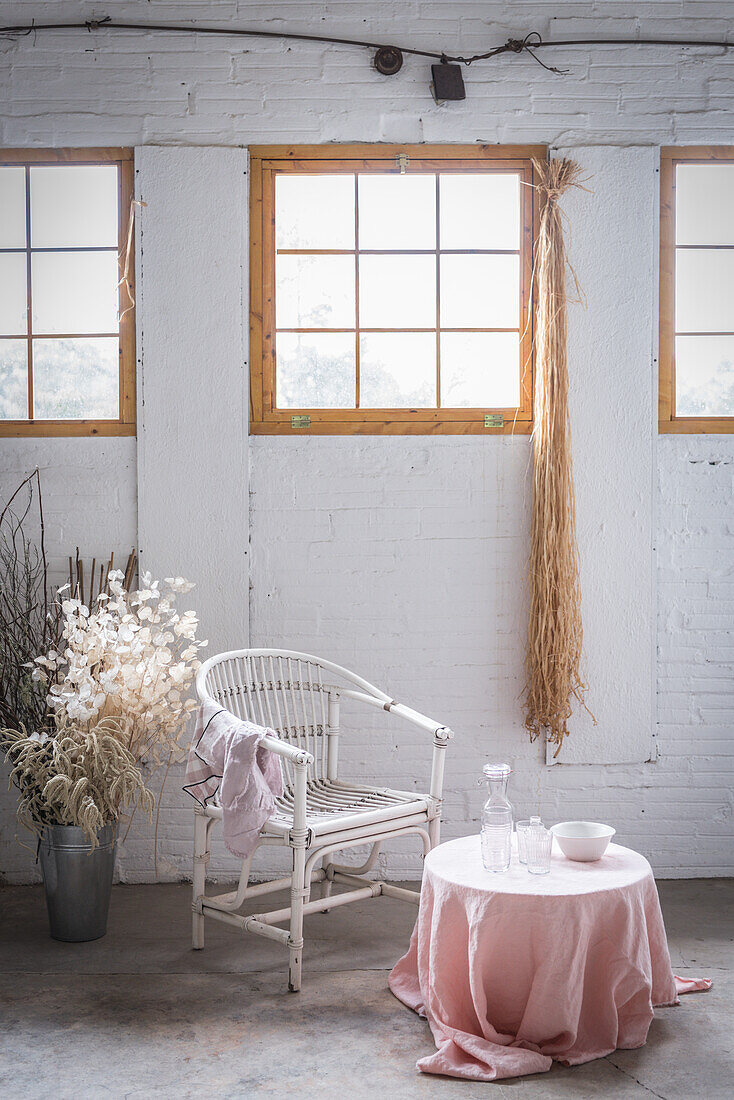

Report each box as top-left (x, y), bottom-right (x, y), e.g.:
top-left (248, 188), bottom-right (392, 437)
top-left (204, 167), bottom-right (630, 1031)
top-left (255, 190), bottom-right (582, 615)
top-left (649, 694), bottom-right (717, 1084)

top-left (389, 836), bottom-right (709, 1081)
top-left (183, 701), bottom-right (283, 858)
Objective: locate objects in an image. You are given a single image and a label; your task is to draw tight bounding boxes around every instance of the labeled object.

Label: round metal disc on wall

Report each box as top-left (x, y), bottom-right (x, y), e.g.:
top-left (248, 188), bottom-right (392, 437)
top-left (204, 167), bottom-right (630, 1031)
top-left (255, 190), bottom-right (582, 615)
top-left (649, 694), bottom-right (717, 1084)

top-left (374, 46), bottom-right (404, 76)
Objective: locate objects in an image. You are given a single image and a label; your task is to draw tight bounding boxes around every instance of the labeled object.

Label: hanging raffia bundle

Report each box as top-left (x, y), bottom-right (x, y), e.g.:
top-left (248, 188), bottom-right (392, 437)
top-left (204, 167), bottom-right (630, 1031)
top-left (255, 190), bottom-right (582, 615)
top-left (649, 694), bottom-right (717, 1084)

top-left (524, 157), bottom-right (589, 756)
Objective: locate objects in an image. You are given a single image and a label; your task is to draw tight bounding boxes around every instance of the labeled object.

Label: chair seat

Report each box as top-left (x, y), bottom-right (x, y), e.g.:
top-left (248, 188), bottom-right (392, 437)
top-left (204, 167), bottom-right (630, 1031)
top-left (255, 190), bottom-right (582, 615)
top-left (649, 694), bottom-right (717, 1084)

top-left (262, 779), bottom-right (431, 838)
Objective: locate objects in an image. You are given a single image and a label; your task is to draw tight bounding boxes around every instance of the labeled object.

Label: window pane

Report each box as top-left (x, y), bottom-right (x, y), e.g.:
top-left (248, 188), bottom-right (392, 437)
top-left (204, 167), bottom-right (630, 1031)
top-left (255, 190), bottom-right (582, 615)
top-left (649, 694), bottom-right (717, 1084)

top-left (276, 174), bottom-right (355, 249)
top-left (360, 333), bottom-right (435, 407)
top-left (32, 252), bottom-right (119, 334)
top-left (358, 175), bottom-right (436, 249)
top-left (0, 167), bottom-right (27, 248)
top-left (359, 255), bottom-right (436, 328)
top-left (440, 254), bottom-right (519, 328)
top-left (441, 332), bottom-right (520, 407)
top-left (33, 337), bottom-right (119, 419)
top-left (276, 255), bottom-right (355, 329)
top-left (676, 250), bottom-right (734, 333)
top-left (676, 335), bottom-right (734, 416)
top-left (676, 165), bottom-right (734, 246)
top-left (276, 333), bottom-right (355, 408)
top-left (30, 165), bottom-right (118, 248)
top-left (0, 253), bottom-right (28, 334)
top-left (0, 340), bottom-right (28, 419)
top-left (440, 173), bottom-right (520, 250)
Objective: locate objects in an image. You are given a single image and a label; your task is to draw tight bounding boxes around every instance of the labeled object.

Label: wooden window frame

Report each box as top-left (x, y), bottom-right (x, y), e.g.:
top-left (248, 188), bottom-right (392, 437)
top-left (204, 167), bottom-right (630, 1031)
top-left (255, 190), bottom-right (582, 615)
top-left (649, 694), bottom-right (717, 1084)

top-left (250, 144), bottom-right (544, 435)
top-left (0, 147), bottom-right (136, 438)
top-left (660, 146), bottom-right (734, 434)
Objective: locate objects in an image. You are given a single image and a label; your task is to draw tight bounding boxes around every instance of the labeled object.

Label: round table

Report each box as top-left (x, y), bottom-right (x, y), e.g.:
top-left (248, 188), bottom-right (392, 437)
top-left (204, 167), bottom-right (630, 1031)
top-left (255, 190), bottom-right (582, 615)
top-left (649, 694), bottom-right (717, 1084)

top-left (389, 835), bottom-right (680, 1081)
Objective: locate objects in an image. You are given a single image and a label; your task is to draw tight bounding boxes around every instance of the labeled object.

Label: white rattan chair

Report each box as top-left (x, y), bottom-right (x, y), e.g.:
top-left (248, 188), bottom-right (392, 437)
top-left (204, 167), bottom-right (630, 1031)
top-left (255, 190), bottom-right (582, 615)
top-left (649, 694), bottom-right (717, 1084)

top-left (192, 648), bottom-right (453, 991)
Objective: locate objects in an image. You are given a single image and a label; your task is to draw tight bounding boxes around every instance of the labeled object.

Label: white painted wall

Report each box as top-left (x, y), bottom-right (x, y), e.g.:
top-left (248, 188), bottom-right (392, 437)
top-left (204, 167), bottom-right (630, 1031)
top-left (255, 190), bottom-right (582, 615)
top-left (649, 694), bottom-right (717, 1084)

top-left (135, 145), bottom-right (249, 658)
top-left (551, 144), bottom-right (657, 766)
top-left (1, 1), bottom-right (732, 882)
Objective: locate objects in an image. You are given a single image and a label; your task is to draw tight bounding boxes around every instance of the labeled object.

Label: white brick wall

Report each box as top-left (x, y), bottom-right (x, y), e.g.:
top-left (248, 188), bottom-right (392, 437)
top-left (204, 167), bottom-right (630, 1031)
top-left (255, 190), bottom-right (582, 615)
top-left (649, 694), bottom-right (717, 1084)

top-left (248, 434), bottom-right (734, 880)
top-left (0, 1), bottom-right (733, 882)
top-left (656, 436), bottom-right (734, 871)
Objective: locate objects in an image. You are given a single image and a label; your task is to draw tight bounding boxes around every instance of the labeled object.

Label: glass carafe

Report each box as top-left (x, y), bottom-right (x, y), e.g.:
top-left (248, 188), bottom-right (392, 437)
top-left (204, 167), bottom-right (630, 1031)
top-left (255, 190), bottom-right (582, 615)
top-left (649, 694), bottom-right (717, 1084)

top-left (480, 763), bottom-right (513, 872)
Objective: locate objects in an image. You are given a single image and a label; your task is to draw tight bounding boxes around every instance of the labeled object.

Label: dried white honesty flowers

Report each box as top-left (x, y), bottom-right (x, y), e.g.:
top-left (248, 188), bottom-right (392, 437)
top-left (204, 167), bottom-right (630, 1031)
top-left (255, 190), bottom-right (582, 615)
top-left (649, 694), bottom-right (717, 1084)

top-left (33, 570), bottom-right (207, 766)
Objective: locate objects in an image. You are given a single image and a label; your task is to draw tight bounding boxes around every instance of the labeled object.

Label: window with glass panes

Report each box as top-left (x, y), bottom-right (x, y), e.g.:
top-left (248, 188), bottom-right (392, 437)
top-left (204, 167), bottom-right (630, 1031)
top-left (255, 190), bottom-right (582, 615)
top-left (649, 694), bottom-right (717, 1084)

top-left (0, 149), bottom-right (135, 437)
top-left (250, 146), bottom-right (541, 434)
top-left (660, 147), bottom-right (734, 433)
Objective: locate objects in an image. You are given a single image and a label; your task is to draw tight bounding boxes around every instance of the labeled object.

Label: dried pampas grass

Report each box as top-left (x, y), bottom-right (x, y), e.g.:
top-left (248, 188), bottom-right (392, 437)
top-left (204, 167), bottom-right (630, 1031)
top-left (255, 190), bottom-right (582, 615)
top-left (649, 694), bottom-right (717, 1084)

top-left (524, 158), bottom-right (591, 756)
top-left (3, 716), bottom-right (154, 849)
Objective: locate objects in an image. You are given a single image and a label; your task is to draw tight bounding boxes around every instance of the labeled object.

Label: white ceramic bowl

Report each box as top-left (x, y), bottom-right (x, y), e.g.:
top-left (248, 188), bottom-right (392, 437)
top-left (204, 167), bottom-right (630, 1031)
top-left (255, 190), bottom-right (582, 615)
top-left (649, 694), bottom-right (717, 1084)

top-left (550, 821), bottom-right (616, 862)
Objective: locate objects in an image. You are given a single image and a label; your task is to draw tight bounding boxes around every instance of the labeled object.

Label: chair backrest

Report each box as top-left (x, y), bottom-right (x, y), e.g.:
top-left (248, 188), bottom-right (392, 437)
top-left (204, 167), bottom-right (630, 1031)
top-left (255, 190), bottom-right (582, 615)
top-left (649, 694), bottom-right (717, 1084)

top-left (195, 648), bottom-right (389, 783)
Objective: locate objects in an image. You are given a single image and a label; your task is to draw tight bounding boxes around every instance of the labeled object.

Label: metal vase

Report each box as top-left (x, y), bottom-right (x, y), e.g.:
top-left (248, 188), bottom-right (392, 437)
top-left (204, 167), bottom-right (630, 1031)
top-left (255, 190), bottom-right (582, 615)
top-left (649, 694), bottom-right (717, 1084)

top-left (39, 823), bottom-right (117, 942)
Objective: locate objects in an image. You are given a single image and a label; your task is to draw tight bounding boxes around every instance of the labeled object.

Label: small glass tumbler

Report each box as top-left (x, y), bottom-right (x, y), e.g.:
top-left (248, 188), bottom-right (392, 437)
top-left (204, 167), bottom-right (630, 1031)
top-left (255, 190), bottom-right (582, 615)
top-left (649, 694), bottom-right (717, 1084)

top-left (516, 820), bottom-right (532, 865)
top-left (526, 820), bottom-right (552, 875)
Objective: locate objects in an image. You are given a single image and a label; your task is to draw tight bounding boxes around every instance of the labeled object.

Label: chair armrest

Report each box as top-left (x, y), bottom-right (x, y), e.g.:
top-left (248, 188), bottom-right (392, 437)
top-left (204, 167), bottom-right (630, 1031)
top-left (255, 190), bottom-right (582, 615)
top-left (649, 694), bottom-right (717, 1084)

top-left (197, 691), bottom-right (313, 767)
top-left (261, 735), bottom-right (314, 768)
top-left (386, 702), bottom-right (453, 740)
top-left (340, 689), bottom-right (453, 740)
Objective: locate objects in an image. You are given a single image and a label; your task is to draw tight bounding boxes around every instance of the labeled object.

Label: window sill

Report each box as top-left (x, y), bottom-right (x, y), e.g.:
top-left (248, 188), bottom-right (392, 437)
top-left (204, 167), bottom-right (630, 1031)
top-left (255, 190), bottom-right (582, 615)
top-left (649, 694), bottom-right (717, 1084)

top-left (250, 416), bottom-right (532, 436)
top-left (0, 420), bottom-right (136, 438)
top-left (659, 418), bottom-right (734, 434)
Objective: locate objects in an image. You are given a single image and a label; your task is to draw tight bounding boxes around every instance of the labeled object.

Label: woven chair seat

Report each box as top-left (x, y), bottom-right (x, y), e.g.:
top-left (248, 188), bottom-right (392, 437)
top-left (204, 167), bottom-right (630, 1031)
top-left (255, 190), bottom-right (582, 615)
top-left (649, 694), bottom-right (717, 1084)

top-left (263, 779), bottom-right (430, 836)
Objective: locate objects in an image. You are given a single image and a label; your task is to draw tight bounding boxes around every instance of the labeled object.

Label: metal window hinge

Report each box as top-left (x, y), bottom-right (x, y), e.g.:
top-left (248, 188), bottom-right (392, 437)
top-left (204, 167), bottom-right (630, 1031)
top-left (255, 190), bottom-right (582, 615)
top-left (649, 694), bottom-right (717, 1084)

top-left (396, 153), bottom-right (409, 174)
top-left (484, 414), bottom-right (504, 428)
top-left (291, 414), bottom-right (311, 429)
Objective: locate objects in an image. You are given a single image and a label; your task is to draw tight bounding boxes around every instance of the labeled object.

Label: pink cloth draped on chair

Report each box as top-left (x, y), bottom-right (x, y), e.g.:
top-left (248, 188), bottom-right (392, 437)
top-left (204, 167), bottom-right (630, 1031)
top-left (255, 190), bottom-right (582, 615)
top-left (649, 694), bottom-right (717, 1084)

top-left (183, 700), bottom-right (283, 858)
top-left (389, 836), bottom-right (711, 1081)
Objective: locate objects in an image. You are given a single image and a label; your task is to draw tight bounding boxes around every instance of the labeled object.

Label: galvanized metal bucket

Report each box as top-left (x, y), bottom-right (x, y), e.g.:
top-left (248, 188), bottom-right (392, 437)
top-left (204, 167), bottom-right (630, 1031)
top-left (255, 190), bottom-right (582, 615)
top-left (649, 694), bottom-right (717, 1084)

top-left (39, 823), bottom-right (117, 942)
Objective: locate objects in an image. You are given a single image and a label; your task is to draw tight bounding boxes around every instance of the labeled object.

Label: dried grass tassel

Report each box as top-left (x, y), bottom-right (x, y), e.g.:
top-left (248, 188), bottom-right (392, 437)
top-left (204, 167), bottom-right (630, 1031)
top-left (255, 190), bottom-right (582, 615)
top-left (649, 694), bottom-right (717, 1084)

top-left (524, 157), bottom-right (590, 757)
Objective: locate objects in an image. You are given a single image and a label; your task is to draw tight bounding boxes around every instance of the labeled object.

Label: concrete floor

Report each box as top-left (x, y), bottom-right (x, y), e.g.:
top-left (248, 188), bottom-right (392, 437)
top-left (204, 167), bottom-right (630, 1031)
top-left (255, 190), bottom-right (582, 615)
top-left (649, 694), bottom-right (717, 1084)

top-left (0, 878), bottom-right (729, 1099)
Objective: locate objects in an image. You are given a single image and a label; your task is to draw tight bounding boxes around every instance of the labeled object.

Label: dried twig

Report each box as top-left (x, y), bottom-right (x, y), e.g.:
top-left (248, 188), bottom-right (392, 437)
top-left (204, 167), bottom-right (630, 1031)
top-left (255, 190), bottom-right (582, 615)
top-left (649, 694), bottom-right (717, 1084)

top-left (66, 548), bottom-right (137, 602)
top-left (0, 472), bottom-right (59, 732)
top-left (0, 470), bottom-right (140, 735)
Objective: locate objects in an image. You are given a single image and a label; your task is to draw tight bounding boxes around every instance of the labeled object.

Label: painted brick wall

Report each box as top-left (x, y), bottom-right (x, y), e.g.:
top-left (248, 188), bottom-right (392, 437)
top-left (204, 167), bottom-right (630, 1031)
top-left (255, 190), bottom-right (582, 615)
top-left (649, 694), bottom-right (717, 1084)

top-left (656, 437), bottom-right (734, 870)
top-left (248, 434), bottom-right (734, 881)
top-left (0, 1), bottom-right (733, 882)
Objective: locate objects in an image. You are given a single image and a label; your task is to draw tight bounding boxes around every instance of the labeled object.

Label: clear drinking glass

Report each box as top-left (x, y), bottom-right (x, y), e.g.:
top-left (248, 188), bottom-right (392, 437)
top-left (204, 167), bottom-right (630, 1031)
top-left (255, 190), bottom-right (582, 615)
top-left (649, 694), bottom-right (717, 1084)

top-left (526, 817), bottom-right (552, 875)
top-left (516, 819), bottom-right (532, 865)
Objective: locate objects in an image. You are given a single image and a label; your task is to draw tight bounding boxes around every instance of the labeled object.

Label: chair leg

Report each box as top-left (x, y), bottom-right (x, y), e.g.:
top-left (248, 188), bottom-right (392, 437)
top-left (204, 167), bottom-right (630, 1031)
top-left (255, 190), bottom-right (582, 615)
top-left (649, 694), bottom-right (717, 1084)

top-left (321, 855), bottom-right (334, 911)
top-left (288, 843), bottom-right (307, 992)
top-left (429, 814), bottom-right (441, 850)
top-left (192, 812), bottom-right (211, 950)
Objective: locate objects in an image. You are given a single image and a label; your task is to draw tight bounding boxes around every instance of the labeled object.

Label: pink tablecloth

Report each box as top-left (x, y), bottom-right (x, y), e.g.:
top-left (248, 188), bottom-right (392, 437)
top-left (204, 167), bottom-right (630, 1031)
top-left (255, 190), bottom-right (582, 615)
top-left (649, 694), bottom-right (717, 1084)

top-left (389, 835), bottom-right (710, 1081)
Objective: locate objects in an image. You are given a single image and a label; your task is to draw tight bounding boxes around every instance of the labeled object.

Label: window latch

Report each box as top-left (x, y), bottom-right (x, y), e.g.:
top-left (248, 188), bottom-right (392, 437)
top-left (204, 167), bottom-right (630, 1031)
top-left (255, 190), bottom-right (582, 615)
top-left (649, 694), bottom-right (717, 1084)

top-left (395, 153), bottom-right (409, 175)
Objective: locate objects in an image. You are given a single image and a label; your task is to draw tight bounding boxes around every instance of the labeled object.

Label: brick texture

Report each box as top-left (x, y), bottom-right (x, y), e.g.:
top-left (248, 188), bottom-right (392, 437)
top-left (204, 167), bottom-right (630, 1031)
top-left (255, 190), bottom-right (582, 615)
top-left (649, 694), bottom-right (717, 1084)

top-left (0, 2), bottom-right (733, 882)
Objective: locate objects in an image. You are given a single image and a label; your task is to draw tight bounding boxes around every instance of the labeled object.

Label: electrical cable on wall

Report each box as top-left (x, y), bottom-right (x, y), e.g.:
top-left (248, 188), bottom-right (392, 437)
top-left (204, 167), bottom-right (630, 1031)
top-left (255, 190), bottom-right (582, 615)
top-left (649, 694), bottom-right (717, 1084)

top-left (1, 17), bottom-right (732, 102)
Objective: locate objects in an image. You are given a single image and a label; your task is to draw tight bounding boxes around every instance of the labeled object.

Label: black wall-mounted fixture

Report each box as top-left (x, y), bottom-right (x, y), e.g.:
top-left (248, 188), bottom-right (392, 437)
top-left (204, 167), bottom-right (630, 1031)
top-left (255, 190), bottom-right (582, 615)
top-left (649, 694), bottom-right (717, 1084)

top-left (374, 45), bottom-right (403, 76)
top-left (431, 60), bottom-right (466, 102)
